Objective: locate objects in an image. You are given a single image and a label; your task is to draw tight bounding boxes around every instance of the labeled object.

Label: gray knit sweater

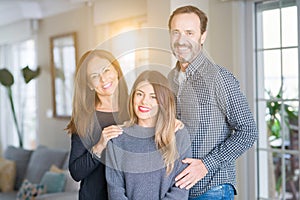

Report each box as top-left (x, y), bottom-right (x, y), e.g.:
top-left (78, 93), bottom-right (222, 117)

top-left (105, 124), bottom-right (192, 200)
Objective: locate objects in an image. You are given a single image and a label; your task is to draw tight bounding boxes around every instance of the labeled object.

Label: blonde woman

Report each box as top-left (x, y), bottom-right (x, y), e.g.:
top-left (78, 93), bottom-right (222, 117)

top-left (105, 70), bottom-right (191, 200)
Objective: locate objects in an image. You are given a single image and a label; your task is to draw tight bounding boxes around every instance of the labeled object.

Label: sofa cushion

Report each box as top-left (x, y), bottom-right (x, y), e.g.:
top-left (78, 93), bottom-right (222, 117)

top-left (40, 171), bottom-right (66, 193)
top-left (35, 191), bottom-right (79, 200)
top-left (0, 191), bottom-right (18, 200)
top-left (62, 152), bottom-right (70, 170)
top-left (0, 158), bottom-right (16, 192)
top-left (17, 179), bottom-right (45, 200)
top-left (50, 165), bottom-right (80, 192)
top-left (24, 146), bottom-right (68, 184)
top-left (4, 146), bottom-right (33, 190)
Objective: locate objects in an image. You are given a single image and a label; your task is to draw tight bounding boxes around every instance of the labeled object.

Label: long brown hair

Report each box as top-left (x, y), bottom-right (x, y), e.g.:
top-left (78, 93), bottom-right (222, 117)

top-left (126, 70), bottom-right (178, 175)
top-left (65, 50), bottom-right (128, 137)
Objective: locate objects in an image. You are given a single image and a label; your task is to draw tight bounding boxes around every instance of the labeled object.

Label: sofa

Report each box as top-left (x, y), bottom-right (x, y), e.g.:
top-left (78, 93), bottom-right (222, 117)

top-left (0, 145), bottom-right (79, 200)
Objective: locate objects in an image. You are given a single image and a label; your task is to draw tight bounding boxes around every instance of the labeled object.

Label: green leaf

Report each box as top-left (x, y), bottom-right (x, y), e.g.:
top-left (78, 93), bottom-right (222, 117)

top-left (276, 175), bottom-right (282, 193)
top-left (0, 68), bottom-right (14, 87)
top-left (21, 66), bottom-right (41, 84)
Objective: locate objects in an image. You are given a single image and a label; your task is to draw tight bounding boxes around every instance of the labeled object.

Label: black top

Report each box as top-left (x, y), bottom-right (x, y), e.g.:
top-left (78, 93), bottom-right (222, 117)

top-left (69, 111), bottom-right (117, 200)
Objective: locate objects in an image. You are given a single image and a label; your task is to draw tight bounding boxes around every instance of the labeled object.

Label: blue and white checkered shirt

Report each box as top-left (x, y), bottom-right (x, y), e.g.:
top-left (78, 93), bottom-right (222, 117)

top-left (168, 51), bottom-right (258, 197)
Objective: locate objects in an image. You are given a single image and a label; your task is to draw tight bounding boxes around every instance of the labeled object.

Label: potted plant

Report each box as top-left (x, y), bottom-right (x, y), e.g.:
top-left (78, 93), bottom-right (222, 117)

top-left (266, 86), bottom-right (298, 143)
top-left (266, 86), bottom-right (298, 197)
top-left (0, 66), bottom-right (40, 148)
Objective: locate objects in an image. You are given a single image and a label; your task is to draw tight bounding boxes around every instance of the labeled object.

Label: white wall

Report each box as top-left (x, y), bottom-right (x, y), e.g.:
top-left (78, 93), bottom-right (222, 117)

top-left (0, 20), bottom-right (32, 44)
top-left (94, 0), bottom-right (147, 25)
top-left (36, 6), bottom-right (95, 150)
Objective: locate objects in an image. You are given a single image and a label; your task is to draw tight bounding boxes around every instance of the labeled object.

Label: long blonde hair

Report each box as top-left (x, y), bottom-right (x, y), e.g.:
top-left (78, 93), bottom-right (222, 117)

top-left (65, 50), bottom-right (128, 137)
top-left (126, 70), bottom-right (178, 175)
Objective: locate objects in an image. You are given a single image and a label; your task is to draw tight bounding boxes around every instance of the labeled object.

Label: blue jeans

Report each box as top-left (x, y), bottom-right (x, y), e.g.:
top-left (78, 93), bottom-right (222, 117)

top-left (188, 184), bottom-right (235, 200)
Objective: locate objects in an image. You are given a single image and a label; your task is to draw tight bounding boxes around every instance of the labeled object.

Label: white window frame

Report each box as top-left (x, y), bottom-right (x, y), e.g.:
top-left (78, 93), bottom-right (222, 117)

top-left (254, 0), bottom-right (300, 199)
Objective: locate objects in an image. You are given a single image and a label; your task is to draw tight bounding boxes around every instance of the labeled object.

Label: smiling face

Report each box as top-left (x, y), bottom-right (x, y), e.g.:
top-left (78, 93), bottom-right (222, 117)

top-left (87, 56), bottom-right (119, 97)
top-left (170, 13), bottom-right (207, 66)
top-left (133, 81), bottom-right (159, 127)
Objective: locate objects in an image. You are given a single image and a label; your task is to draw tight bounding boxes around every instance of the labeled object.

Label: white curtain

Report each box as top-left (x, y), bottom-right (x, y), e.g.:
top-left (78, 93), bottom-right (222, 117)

top-left (0, 40), bottom-right (37, 152)
top-left (0, 44), bottom-right (18, 152)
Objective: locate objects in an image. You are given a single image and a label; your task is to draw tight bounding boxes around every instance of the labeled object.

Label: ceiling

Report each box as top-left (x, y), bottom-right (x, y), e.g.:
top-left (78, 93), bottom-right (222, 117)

top-left (0, 0), bottom-right (91, 27)
top-left (0, 0), bottom-right (243, 28)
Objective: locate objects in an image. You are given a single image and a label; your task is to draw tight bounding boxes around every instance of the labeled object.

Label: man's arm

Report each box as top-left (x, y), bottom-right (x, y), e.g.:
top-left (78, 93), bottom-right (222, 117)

top-left (175, 68), bottom-right (258, 189)
top-left (202, 68), bottom-right (258, 172)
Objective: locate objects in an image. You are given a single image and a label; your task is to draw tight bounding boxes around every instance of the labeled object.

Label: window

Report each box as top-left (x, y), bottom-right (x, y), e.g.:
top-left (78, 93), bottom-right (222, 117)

top-left (0, 39), bottom-right (38, 150)
top-left (256, 0), bottom-right (299, 199)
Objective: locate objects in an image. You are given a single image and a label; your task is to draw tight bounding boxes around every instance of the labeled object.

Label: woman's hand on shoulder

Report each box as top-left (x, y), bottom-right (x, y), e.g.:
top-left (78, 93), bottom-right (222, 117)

top-left (175, 119), bottom-right (184, 132)
top-left (93, 125), bottom-right (123, 155)
top-left (100, 125), bottom-right (123, 146)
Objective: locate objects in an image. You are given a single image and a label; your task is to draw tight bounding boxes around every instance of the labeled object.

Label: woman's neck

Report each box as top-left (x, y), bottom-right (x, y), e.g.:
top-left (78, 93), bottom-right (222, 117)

top-left (137, 117), bottom-right (157, 128)
top-left (95, 95), bottom-right (119, 112)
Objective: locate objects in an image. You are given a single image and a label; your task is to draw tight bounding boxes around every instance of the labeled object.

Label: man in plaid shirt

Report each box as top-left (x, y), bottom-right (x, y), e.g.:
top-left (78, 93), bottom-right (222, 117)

top-left (168, 5), bottom-right (258, 200)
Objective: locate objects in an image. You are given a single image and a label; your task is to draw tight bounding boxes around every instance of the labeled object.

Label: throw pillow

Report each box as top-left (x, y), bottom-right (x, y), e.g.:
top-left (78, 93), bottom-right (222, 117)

top-left (4, 145), bottom-right (33, 190)
top-left (24, 145), bottom-right (68, 184)
top-left (0, 157), bottom-right (16, 192)
top-left (50, 164), bottom-right (80, 192)
top-left (49, 164), bottom-right (64, 173)
top-left (17, 179), bottom-right (45, 200)
top-left (40, 171), bottom-right (66, 193)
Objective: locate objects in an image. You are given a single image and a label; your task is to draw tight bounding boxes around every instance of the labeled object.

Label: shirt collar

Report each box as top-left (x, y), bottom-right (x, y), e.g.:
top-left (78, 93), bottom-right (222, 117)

top-left (175, 51), bottom-right (207, 78)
